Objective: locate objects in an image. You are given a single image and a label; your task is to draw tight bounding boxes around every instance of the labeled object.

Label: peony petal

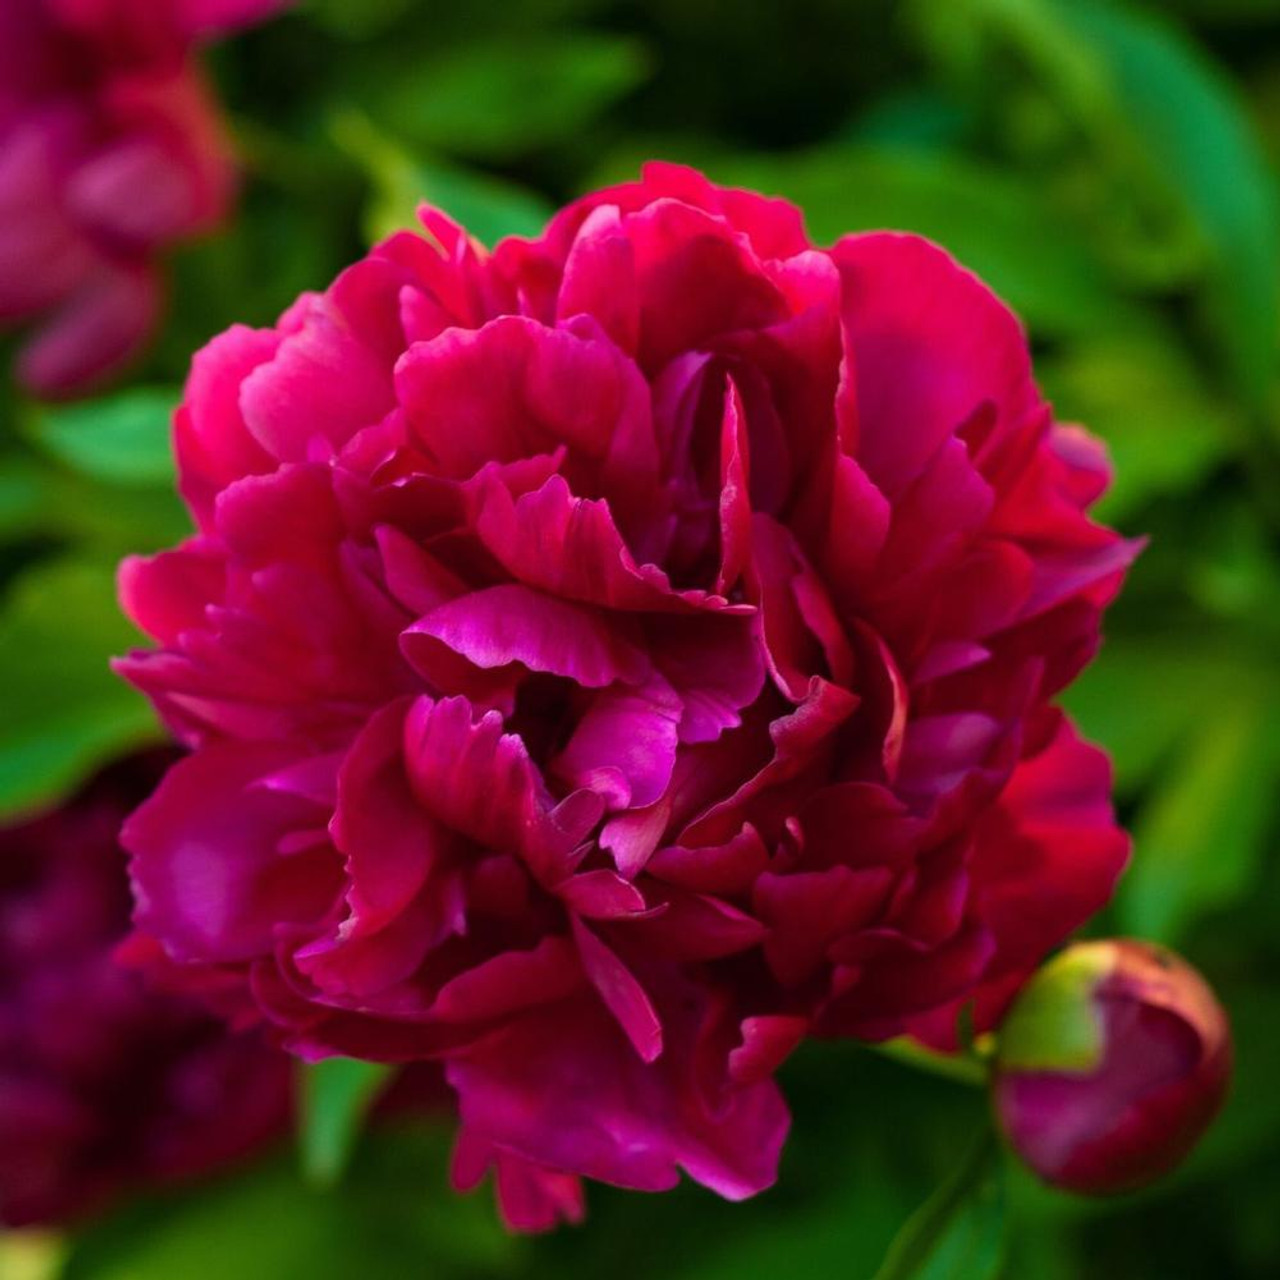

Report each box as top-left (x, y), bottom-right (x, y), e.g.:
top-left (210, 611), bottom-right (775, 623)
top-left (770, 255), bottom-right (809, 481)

top-left (755, 866), bottom-right (895, 986)
top-left (624, 886), bottom-right (767, 962)
top-left (681, 678), bottom-right (859, 847)
top-left (648, 824), bottom-right (771, 895)
top-left (175, 324), bottom-right (280, 522)
top-left (716, 378), bottom-right (752, 594)
top-left (556, 203), bottom-right (639, 354)
top-left (648, 613), bottom-right (765, 745)
top-left (240, 288), bottom-right (396, 464)
top-left (407, 583), bottom-right (652, 688)
top-left (122, 743), bottom-right (343, 963)
top-left (330, 701), bottom-right (447, 930)
top-left (451, 1129), bottom-right (586, 1232)
top-left (403, 695), bottom-right (601, 883)
top-left (729, 1015), bottom-right (809, 1086)
top-left (472, 472), bottom-right (728, 614)
top-left (447, 987), bottom-right (788, 1199)
top-left (557, 870), bottom-right (649, 920)
top-left (119, 541), bottom-right (223, 645)
top-left (571, 916), bottom-right (663, 1063)
top-left (396, 315), bottom-right (659, 517)
top-left (552, 679), bottom-right (681, 810)
top-left (832, 232), bottom-right (1038, 495)
top-left (432, 937), bottom-right (584, 1023)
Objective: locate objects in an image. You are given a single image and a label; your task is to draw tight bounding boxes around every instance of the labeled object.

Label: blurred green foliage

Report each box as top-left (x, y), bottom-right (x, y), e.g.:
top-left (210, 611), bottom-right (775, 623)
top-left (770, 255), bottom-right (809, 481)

top-left (2, 0), bottom-right (1279, 1275)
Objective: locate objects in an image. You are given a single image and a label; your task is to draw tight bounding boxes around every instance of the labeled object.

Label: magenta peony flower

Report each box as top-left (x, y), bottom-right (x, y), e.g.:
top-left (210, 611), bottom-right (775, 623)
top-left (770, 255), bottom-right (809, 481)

top-left (993, 939), bottom-right (1231, 1195)
top-left (117, 163), bottom-right (1137, 1226)
top-left (0, 752), bottom-right (292, 1228)
top-left (0, 0), bottom-right (290, 397)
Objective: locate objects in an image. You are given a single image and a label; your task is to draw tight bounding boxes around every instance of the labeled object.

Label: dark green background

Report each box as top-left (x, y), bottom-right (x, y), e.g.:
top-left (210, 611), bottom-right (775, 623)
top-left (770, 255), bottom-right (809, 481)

top-left (2, 1), bottom-right (1278, 1276)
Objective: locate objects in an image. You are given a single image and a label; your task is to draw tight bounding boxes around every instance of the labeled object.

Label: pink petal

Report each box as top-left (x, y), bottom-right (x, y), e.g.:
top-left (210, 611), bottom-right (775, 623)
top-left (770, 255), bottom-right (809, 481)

top-left (716, 378), bottom-right (751, 594)
top-left (447, 987), bottom-right (788, 1199)
top-left (407, 584), bottom-right (652, 688)
top-left (402, 695), bottom-right (601, 883)
top-left (451, 1130), bottom-right (586, 1233)
top-left (729, 1015), bottom-right (809, 1086)
top-left (832, 232), bottom-right (1038, 495)
top-left (122, 743), bottom-right (342, 963)
top-left (240, 289), bottom-right (396, 463)
top-left (431, 937), bottom-right (584, 1023)
top-left (571, 916), bottom-right (663, 1063)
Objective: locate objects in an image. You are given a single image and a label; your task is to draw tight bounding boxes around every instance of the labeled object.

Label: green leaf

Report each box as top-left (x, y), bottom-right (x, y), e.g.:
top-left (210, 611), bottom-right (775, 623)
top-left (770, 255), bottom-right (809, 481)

top-left (1186, 495), bottom-right (1280, 626)
top-left (660, 1166), bottom-right (912, 1280)
top-left (943, 0), bottom-right (1280, 401)
top-left (303, 0), bottom-right (414, 36)
top-left (27, 388), bottom-right (178, 487)
top-left (332, 111), bottom-right (554, 247)
top-left (1062, 636), bottom-right (1267, 792)
top-left (0, 459), bottom-right (188, 558)
top-left (653, 1048), bottom-right (984, 1280)
top-left (378, 34), bottom-right (650, 159)
top-left (849, 89), bottom-right (973, 151)
top-left (1059, 0), bottom-right (1280, 403)
top-left (1166, 0), bottom-right (1280, 27)
top-left (1120, 688), bottom-right (1277, 943)
top-left (62, 1126), bottom-right (515, 1280)
top-left (874, 1129), bottom-right (1006, 1280)
top-left (0, 558), bottom-right (161, 817)
top-left (0, 456), bottom-right (50, 539)
top-left (300, 1059), bottom-right (395, 1186)
top-left (1038, 323), bottom-right (1236, 519)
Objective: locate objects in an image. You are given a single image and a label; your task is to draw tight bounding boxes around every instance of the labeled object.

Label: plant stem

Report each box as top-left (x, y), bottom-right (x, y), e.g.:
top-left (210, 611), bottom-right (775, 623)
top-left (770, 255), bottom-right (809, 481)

top-left (870, 1036), bottom-right (991, 1087)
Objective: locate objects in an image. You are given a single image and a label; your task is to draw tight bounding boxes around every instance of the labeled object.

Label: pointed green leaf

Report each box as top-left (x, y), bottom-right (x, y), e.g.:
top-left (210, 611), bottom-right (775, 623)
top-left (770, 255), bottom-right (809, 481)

top-left (1121, 690), bottom-right (1277, 943)
top-left (378, 34), bottom-right (651, 159)
top-left (1062, 636), bottom-right (1270, 793)
top-left (332, 111), bottom-right (554, 248)
top-left (28, 388), bottom-right (179, 487)
top-left (299, 1059), bottom-right (395, 1186)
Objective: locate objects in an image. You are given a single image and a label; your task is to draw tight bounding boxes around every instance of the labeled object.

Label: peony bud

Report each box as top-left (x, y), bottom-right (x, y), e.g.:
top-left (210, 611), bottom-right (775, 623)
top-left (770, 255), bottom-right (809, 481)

top-left (993, 939), bottom-right (1231, 1195)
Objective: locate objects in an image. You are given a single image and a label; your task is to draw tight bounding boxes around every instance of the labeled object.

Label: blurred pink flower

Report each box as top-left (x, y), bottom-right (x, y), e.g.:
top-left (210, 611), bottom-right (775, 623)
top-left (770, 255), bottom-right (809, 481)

top-left (117, 164), bottom-right (1136, 1226)
top-left (0, 0), bottom-right (290, 397)
top-left (0, 752), bottom-right (292, 1228)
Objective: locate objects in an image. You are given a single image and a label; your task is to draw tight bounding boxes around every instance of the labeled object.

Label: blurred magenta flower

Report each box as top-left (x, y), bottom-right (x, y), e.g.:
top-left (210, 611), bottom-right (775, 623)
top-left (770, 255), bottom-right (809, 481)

top-left (994, 939), bottom-right (1231, 1194)
top-left (0, 0), bottom-right (290, 398)
top-left (116, 163), bottom-right (1136, 1225)
top-left (0, 752), bottom-right (292, 1228)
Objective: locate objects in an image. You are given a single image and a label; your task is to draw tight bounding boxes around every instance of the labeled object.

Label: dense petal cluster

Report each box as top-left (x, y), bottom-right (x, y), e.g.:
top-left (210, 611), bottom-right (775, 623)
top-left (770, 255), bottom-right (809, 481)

top-left (0, 753), bottom-right (291, 1228)
top-left (0, 0), bottom-right (288, 396)
top-left (118, 164), bottom-right (1135, 1225)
